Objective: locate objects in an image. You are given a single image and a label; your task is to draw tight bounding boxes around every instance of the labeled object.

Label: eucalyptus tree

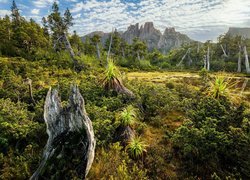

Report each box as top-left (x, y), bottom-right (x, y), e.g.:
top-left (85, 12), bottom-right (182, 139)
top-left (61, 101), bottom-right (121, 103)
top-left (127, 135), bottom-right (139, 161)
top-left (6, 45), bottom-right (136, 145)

top-left (11, 0), bottom-right (21, 26)
top-left (45, 2), bottom-right (79, 68)
top-left (91, 34), bottom-right (101, 60)
top-left (70, 30), bottom-right (84, 55)
top-left (132, 38), bottom-right (147, 60)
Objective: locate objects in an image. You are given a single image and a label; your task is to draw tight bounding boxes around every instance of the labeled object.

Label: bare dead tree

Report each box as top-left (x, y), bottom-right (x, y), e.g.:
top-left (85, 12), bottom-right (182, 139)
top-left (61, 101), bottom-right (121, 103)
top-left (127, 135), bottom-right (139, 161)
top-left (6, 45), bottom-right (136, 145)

top-left (107, 28), bottom-right (114, 64)
top-left (207, 46), bottom-right (210, 71)
top-left (203, 55), bottom-right (207, 69)
top-left (24, 78), bottom-right (36, 105)
top-left (63, 32), bottom-right (75, 59)
top-left (30, 85), bottom-right (95, 180)
top-left (177, 48), bottom-right (191, 67)
top-left (243, 46), bottom-right (250, 74)
top-left (197, 42), bottom-right (200, 54)
top-left (238, 44), bottom-right (242, 73)
top-left (96, 43), bottom-right (101, 60)
top-left (220, 44), bottom-right (228, 57)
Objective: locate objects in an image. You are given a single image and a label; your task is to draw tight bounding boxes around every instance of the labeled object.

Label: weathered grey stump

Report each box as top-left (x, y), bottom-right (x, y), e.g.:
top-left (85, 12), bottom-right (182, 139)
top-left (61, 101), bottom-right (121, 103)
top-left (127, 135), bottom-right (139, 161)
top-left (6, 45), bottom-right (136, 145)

top-left (30, 85), bottom-right (95, 180)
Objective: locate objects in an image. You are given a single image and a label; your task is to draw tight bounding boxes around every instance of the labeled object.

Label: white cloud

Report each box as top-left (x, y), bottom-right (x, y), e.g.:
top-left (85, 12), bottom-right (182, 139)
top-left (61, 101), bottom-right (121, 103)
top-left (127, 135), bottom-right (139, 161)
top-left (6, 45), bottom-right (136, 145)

top-left (66, 0), bottom-right (78, 2)
top-left (0, 0), bottom-right (8, 3)
top-left (69, 0), bottom-right (250, 42)
top-left (33, 0), bottom-right (59, 8)
top-left (0, 9), bottom-right (10, 17)
top-left (31, 9), bottom-right (40, 15)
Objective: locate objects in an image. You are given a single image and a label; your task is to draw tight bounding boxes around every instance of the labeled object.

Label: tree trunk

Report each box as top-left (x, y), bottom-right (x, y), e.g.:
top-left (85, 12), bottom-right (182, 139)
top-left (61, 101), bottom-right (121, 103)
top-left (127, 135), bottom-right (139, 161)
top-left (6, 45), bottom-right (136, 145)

top-left (122, 47), bottom-right (125, 58)
top-left (220, 44), bottom-right (228, 57)
top-left (238, 45), bottom-right (242, 73)
top-left (197, 42), bottom-right (200, 53)
top-left (137, 51), bottom-right (141, 60)
top-left (188, 53), bottom-right (193, 66)
top-left (177, 48), bottom-right (190, 67)
top-left (24, 78), bottom-right (36, 105)
top-left (96, 43), bottom-right (101, 60)
top-left (203, 55), bottom-right (207, 69)
top-left (107, 30), bottom-right (113, 64)
top-left (30, 85), bottom-right (95, 180)
top-left (63, 32), bottom-right (75, 59)
top-left (243, 46), bottom-right (250, 74)
top-left (207, 46), bottom-right (210, 71)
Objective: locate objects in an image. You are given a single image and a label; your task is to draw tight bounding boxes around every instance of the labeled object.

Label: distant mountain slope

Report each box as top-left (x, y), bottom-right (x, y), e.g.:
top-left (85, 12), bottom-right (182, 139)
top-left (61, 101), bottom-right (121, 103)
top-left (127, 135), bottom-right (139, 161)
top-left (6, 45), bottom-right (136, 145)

top-left (81, 22), bottom-right (193, 54)
top-left (227, 27), bottom-right (250, 39)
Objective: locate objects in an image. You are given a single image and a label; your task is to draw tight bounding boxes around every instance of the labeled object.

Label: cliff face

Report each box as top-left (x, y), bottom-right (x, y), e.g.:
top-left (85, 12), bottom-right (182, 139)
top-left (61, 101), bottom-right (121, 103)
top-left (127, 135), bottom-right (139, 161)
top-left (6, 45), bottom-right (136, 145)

top-left (121, 22), bottom-right (162, 50)
top-left (227, 27), bottom-right (250, 39)
top-left (122, 23), bottom-right (141, 44)
top-left (82, 22), bottom-right (193, 54)
top-left (158, 27), bottom-right (192, 54)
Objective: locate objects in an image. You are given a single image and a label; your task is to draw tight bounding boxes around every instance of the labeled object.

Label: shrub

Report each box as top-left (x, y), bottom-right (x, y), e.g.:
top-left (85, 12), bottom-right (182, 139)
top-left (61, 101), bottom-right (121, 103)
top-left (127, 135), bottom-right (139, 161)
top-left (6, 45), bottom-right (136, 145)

top-left (172, 97), bottom-right (250, 178)
top-left (88, 143), bottom-right (148, 179)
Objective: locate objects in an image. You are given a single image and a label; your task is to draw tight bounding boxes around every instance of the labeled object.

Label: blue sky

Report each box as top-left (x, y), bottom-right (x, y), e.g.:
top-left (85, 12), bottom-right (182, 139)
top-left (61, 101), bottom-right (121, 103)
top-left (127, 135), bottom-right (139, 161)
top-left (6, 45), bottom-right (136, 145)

top-left (1, 0), bottom-right (250, 42)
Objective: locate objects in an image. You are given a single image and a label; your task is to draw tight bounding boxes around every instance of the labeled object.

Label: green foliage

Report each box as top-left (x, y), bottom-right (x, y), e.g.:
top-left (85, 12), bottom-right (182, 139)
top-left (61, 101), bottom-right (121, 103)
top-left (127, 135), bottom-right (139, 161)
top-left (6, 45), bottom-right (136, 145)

top-left (118, 105), bottom-right (138, 127)
top-left (207, 76), bottom-right (238, 100)
top-left (172, 97), bottom-right (250, 178)
top-left (104, 59), bottom-right (120, 82)
top-left (126, 136), bottom-right (147, 159)
top-left (88, 143), bottom-right (148, 179)
top-left (198, 68), bottom-right (209, 82)
top-left (133, 81), bottom-right (179, 120)
top-left (0, 99), bottom-right (41, 149)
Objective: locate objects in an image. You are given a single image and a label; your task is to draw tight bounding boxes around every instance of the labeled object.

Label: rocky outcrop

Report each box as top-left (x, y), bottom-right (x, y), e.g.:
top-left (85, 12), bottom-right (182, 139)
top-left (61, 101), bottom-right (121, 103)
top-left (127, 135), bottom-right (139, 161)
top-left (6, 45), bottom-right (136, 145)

top-left (30, 85), bottom-right (95, 180)
top-left (82, 22), bottom-right (193, 54)
top-left (158, 27), bottom-right (192, 54)
top-left (138, 22), bottom-right (162, 50)
top-left (122, 23), bottom-right (141, 44)
top-left (227, 27), bottom-right (250, 39)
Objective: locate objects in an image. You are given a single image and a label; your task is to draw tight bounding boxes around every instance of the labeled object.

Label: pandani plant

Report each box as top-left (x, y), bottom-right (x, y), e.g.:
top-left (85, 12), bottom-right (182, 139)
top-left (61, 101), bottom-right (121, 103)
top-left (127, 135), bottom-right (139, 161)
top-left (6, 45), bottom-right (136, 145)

top-left (102, 59), bottom-right (134, 97)
top-left (118, 105), bottom-right (137, 127)
top-left (126, 136), bottom-right (148, 160)
top-left (206, 75), bottom-right (240, 103)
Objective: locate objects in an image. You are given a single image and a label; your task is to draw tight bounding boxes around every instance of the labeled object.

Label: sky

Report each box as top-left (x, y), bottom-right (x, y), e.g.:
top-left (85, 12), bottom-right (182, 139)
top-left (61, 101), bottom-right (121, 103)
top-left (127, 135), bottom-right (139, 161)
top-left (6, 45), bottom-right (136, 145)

top-left (0, 0), bottom-right (250, 42)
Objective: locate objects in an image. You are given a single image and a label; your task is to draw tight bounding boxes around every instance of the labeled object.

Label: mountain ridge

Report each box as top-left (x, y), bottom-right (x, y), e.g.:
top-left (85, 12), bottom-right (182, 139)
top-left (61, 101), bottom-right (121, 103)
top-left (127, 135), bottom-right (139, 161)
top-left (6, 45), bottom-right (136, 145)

top-left (81, 22), bottom-right (193, 54)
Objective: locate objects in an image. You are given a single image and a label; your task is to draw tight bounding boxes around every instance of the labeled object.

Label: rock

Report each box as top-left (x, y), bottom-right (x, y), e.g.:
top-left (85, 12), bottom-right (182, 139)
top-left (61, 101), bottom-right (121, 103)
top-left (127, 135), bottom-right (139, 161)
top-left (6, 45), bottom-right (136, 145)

top-left (82, 22), bottom-right (193, 54)
top-left (30, 85), bottom-right (95, 180)
top-left (158, 27), bottom-right (192, 54)
top-left (114, 125), bottom-right (135, 146)
top-left (138, 22), bottom-right (162, 51)
top-left (227, 27), bottom-right (250, 39)
top-left (122, 23), bottom-right (141, 44)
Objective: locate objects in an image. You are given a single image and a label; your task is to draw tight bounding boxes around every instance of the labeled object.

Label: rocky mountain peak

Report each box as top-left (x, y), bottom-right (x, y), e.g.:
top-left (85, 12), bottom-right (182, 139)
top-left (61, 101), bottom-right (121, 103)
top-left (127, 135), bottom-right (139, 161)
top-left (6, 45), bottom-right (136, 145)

top-left (138, 22), bottom-right (162, 50)
top-left (227, 27), bottom-right (250, 39)
top-left (158, 27), bottom-right (192, 54)
top-left (164, 27), bottom-right (176, 34)
top-left (82, 22), bottom-right (193, 54)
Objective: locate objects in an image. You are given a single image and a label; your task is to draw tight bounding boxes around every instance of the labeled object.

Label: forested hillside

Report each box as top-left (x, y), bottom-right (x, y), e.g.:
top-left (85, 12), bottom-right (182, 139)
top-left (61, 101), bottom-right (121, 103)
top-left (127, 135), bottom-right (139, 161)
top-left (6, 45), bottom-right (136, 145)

top-left (0, 1), bottom-right (249, 179)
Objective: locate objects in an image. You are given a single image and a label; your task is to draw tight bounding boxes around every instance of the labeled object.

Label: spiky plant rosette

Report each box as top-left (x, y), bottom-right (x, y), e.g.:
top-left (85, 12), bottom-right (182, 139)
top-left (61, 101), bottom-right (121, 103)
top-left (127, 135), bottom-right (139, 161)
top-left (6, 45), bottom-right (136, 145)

top-left (126, 136), bottom-right (148, 159)
top-left (103, 59), bottom-right (120, 89)
top-left (102, 59), bottom-right (134, 97)
top-left (118, 105), bottom-right (137, 127)
top-left (206, 75), bottom-right (241, 103)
